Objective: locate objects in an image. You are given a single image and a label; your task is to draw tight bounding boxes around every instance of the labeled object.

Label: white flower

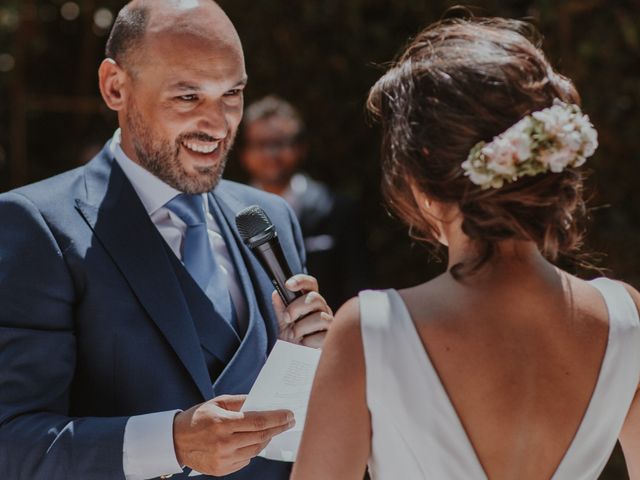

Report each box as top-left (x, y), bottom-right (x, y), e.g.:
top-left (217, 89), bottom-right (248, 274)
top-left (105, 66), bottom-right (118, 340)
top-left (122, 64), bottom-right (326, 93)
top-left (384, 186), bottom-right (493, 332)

top-left (574, 113), bottom-right (596, 135)
top-left (541, 149), bottom-right (575, 173)
top-left (561, 130), bottom-right (583, 153)
top-left (461, 158), bottom-right (494, 189)
top-left (533, 104), bottom-right (572, 136)
top-left (580, 121), bottom-right (599, 157)
top-left (573, 155), bottom-right (587, 168)
top-left (468, 169), bottom-right (495, 189)
top-left (583, 136), bottom-right (598, 157)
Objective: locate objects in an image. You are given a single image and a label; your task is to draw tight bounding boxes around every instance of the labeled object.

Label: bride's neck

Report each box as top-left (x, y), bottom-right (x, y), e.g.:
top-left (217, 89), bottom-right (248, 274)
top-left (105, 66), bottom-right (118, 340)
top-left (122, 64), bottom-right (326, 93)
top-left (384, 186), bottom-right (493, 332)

top-left (446, 234), bottom-right (551, 280)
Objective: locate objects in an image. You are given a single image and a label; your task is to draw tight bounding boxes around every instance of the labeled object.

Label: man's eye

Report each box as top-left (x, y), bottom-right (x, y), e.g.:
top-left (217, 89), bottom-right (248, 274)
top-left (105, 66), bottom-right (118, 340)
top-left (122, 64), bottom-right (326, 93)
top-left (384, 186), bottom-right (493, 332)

top-left (178, 95), bottom-right (198, 102)
top-left (224, 89), bottom-right (243, 97)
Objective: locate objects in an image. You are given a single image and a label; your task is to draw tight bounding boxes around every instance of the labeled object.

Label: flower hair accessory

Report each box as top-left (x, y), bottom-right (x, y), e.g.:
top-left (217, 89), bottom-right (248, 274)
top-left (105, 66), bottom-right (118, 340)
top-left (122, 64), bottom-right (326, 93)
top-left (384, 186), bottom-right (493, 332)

top-left (461, 100), bottom-right (598, 190)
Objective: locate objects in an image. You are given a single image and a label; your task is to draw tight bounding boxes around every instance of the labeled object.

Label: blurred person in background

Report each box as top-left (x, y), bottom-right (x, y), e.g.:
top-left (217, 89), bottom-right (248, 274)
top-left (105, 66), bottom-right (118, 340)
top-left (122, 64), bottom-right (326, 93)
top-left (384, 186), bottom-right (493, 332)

top-left (240, 96), bottom-right (371, 311)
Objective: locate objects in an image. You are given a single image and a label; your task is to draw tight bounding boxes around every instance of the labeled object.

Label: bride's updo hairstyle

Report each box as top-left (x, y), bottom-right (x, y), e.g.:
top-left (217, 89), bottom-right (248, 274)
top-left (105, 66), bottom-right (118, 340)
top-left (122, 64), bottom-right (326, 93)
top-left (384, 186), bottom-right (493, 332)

top-left (367, 17), bottom-right (589, 275)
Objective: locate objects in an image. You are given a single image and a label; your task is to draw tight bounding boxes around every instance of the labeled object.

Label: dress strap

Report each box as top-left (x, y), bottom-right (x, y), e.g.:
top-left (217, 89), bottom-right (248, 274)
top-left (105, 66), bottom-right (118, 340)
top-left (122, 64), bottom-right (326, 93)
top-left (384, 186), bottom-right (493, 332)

top-left (553, 278), bottom-right (640, 478)
top-left (359, 290), bottom-right (394, 332)
top-left (358, 289), bottom-right (395, 410)
top-left (589, 278), bottom-right (640, 329)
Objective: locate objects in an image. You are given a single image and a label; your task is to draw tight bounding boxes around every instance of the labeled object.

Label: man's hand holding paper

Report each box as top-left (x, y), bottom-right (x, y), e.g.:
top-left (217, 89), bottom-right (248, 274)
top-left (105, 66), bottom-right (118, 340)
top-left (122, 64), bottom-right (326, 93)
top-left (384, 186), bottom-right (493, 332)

top-left (173, 395), bottom-right (295, 477)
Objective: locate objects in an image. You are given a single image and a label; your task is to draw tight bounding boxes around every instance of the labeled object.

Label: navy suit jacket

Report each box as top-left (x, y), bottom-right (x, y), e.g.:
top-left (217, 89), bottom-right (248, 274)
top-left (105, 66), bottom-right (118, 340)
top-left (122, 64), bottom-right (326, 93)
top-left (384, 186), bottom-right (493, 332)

top-left (0, 145), bottom-right (306, 479)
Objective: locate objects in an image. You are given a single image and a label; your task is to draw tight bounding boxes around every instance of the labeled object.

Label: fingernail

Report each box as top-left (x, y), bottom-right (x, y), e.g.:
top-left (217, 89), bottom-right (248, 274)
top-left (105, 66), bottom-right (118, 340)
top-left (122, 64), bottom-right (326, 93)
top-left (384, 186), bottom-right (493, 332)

top-left (289, 419), bottom-right (296, 428)
top-left (283, 312), bottom-right (292, 324)
top-left (286, 278), bottom-right (298, 289)
top-left (305, 291), bottom-right (318, 305)
top-left (287, 412), bottom-right (295, 422)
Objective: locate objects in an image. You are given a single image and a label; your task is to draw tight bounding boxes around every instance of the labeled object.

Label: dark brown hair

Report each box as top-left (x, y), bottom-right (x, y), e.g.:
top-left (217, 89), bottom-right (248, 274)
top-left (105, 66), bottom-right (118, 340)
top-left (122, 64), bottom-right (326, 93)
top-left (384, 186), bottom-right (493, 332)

top-left (105, 4), bottom-right (149, 68)
top-left (367, 16), bottom-right (588, 275)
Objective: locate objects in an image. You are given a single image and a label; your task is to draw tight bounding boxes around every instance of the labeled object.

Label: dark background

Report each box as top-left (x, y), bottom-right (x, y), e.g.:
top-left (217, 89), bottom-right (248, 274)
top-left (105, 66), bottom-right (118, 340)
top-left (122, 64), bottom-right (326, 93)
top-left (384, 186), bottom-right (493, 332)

top-left (0, 0), bottom-right (638, 477)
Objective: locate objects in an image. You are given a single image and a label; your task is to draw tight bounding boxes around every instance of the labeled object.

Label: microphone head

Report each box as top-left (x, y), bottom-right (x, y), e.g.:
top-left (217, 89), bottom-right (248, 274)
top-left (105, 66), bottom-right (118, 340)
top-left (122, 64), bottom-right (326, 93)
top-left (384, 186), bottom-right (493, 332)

top-left (235, 205), bottom-right (277, 248)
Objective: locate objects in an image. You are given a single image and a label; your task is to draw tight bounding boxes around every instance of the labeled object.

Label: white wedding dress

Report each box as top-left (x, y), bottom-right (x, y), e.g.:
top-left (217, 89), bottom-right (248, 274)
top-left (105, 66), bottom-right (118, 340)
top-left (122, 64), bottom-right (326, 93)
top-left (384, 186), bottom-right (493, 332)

top-left (359, 278), bottom-right (640, 479)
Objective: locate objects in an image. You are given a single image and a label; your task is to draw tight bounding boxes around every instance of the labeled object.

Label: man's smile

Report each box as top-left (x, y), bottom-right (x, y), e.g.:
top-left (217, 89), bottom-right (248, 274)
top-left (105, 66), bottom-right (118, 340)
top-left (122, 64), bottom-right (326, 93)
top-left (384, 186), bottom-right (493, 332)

top-left (181, 139), bottom-right (220, 155)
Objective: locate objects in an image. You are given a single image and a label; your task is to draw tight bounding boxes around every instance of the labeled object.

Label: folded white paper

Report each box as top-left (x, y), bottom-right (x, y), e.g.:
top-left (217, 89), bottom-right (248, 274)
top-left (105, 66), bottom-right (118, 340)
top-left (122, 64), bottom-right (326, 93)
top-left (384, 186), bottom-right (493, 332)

top-left (241, 340), bottom-right (321, 462)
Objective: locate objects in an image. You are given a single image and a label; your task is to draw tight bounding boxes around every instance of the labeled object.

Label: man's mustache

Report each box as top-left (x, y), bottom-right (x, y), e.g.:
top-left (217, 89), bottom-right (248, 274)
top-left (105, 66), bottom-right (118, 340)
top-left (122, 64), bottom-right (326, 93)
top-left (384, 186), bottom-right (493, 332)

top-left (178, 132), bottom-right (219, 143)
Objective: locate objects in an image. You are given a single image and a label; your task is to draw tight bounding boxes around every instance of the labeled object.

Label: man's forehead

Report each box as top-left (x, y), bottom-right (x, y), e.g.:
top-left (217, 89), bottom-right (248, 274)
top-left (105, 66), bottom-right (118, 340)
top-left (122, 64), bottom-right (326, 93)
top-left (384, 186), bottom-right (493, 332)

top-left (147, 28), bottom-right (241, 55)
top-left (143, 0), bottom-right (239, 45)
top-left (128, 35), bottom-right (246, 91)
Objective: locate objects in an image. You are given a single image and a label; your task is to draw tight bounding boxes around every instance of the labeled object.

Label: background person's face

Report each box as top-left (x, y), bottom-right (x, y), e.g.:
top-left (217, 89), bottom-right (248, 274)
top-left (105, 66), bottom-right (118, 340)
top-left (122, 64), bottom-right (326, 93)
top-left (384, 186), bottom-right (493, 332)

top-left (121, 31), bottom-right (247, 194)
top-left (241, 116), bottom-right (303, 186)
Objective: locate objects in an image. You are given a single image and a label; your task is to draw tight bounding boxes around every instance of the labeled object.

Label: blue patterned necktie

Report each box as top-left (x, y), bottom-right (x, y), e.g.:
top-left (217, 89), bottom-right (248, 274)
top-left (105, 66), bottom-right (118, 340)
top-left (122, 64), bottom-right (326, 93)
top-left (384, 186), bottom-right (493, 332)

top-left (165, 193), bottom-right (237, 332)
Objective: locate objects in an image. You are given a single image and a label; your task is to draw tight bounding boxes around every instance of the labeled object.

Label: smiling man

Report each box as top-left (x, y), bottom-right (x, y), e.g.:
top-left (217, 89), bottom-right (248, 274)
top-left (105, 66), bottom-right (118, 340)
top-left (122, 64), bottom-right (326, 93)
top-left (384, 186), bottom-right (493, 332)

top-left (0, 1), bottom-right (332, 479)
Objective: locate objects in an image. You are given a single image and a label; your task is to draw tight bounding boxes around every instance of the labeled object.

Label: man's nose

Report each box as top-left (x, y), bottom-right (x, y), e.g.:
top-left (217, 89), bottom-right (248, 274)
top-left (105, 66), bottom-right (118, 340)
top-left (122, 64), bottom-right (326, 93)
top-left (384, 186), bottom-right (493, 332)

top-left (197, 101), bottom-right (229, 139)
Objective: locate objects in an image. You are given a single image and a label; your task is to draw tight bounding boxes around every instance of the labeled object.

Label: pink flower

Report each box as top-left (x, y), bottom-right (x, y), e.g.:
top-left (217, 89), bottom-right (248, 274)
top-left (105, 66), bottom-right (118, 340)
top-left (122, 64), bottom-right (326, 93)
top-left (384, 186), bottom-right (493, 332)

top-left (483, 138), bottom-right (518, 176)
top-left (509, 134), bottom-right (532, 163)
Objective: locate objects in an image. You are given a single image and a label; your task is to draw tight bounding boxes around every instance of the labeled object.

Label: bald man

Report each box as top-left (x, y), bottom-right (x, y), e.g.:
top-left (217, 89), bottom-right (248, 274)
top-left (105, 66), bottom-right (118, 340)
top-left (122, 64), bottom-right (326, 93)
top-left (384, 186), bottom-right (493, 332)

top-left (0, 1), bottom-right (332, 479)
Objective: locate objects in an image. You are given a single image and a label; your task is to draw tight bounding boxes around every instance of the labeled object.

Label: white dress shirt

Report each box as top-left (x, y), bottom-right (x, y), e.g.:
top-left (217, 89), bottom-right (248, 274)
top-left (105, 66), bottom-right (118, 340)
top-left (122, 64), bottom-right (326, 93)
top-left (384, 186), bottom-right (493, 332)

top-left (110, 130), bottom-right (246, 479)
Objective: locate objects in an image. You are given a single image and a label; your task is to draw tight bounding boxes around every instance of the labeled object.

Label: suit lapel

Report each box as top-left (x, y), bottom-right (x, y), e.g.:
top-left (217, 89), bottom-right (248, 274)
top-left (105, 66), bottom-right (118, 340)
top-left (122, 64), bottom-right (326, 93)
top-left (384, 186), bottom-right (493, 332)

top-left (74, 149), bottom-right (213, 400)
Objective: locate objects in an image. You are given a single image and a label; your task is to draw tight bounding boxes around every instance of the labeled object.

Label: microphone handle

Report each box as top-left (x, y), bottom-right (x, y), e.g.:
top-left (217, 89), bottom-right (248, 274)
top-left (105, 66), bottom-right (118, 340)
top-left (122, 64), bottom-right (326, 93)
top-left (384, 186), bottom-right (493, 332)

top-left (251, 239), bottom-right (304, 306)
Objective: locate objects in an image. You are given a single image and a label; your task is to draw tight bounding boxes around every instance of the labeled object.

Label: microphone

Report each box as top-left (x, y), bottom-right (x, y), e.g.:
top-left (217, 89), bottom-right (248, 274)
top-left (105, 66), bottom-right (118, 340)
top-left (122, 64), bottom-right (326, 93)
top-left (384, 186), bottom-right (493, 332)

top-left (235, 205), bottom-right (303, 306)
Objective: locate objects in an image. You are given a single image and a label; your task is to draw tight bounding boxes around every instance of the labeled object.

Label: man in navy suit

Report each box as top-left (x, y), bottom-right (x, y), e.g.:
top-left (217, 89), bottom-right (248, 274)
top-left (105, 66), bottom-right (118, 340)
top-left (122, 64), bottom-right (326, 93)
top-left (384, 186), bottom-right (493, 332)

top-left (0, 1), bottom-right (333, 479)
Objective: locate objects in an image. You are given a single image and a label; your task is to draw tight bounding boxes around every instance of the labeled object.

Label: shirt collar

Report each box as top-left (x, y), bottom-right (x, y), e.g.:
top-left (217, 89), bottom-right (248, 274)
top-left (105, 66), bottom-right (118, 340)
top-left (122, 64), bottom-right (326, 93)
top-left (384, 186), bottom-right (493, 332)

top-left (110, 129), bottom-right (182, 216)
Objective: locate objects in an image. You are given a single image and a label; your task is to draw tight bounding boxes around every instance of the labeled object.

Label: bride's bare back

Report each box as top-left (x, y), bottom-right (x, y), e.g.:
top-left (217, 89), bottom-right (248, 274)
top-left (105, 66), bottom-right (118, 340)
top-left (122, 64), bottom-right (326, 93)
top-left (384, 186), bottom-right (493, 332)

top-left (399, 264), bottom-right (609, 479)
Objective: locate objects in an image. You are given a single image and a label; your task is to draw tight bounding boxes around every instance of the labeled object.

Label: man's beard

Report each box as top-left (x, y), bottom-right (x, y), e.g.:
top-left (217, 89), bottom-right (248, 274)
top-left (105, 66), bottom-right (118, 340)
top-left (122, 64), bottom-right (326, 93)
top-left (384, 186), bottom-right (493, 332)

top-left (126, 105), bottom-right (234, 194)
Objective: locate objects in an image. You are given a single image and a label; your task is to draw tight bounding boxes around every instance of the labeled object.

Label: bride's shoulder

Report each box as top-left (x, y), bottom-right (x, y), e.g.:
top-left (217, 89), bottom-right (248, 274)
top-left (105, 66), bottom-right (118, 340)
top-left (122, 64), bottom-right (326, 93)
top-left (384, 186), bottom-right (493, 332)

top-left (327, 288), bottom-right (403, 351)
top-left (327, 296), bottom-right (363, 348)
top-left (315, 297), bottom-right (366, 381)
top-left (335, 296), bottom-right (361, 326)
top-left (396, 273), bottom-right (455, 316)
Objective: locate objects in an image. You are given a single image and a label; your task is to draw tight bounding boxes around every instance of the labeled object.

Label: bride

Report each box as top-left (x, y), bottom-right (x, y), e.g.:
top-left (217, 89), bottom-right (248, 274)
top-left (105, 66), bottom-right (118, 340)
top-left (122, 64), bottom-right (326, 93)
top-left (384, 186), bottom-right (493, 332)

top-left (291, 16), bottom-right (640, 480)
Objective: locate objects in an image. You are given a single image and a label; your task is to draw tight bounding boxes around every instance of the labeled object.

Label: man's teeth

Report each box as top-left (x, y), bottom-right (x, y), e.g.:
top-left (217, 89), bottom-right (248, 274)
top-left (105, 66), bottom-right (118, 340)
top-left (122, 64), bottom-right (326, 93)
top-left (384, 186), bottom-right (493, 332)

top-left (183, 141), bottom-right (219, 154)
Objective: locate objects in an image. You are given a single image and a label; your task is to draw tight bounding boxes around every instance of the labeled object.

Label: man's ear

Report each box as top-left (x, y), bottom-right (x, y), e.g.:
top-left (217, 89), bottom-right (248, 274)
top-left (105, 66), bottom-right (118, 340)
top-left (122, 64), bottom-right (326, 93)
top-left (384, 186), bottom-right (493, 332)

top-left (98, 58), bottom-right (128, 111)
